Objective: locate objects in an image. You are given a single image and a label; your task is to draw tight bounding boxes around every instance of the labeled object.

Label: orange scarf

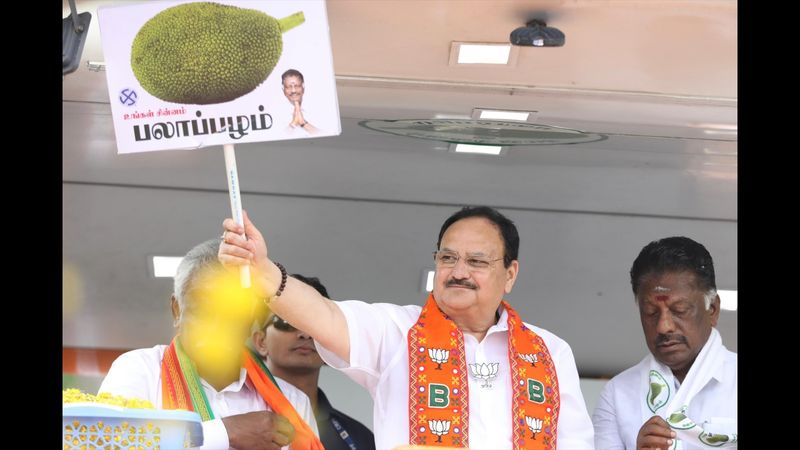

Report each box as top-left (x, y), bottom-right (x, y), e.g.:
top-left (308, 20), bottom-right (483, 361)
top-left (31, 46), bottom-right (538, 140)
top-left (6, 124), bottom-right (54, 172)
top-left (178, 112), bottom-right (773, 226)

top-left (408, 294), bottom-right (559, 449)
top-left (161, 338), bottom-right (323, 450)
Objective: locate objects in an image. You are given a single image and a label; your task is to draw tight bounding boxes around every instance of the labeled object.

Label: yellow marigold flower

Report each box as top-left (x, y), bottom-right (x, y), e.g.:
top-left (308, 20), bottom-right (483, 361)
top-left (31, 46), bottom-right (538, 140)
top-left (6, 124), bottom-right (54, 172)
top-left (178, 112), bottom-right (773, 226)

top-left (63, 389), bottom-right (154, 409)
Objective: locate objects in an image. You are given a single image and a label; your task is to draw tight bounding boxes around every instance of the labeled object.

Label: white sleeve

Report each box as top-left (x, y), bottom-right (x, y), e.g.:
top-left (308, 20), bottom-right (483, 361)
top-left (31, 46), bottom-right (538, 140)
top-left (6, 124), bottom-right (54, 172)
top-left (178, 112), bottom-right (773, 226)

top-left (198, 419), bottom-right (230, 450)
top-left (98, 350), bottom-right (158, 401)
top-left (552, 342), bottom-right (595, 449)
top-left (592, 379), bottom-right (626, 450)
top-left (314, 300), bottom-right (415, 394)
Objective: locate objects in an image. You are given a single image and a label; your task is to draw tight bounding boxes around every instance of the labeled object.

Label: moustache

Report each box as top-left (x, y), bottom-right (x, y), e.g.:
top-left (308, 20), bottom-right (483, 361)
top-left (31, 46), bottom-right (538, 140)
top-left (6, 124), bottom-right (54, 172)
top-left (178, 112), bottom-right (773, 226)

top-left (655, 333), bottom-right (688, 346)
top-left (446, 279), bottom-right (477, 289)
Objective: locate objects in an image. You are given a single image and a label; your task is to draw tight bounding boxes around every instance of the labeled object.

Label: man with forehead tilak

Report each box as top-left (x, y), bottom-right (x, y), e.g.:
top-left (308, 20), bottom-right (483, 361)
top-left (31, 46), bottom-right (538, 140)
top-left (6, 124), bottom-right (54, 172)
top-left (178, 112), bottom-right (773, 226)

top-left (592, 237), bottom-right (737, 450)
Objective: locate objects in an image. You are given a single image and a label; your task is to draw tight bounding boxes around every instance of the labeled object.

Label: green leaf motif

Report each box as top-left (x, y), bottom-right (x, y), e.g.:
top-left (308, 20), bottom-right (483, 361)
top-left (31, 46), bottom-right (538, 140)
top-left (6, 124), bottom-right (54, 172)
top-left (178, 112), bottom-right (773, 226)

top-left (699, 431), bottom-right (732, 446)
top-left (668, 411), bottom-right (687, 423)
top-left (649, 382), bottom-right (663, 404)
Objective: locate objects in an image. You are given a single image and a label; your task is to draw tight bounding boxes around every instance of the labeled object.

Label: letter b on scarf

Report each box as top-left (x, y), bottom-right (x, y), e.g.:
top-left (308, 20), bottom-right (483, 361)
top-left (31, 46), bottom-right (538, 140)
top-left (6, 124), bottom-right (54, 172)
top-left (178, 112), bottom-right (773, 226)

top-left (528, 378), bottom-right (545, 404)
top-left (428, 383), bottom-right (450, 408)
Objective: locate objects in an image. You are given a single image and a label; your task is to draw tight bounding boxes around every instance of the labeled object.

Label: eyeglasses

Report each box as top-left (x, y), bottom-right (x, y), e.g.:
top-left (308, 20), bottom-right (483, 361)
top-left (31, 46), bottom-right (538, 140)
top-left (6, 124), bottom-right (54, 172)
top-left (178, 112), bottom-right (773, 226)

top-left (433, 250), bottom-right (503, 271)
top-left (266, 315), bottom-right (297, 332)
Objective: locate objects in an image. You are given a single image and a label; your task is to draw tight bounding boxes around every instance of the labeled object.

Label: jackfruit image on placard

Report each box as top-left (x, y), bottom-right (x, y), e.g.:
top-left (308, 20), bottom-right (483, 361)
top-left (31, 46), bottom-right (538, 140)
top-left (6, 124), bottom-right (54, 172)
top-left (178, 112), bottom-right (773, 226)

top-left (131, 2), bottom-right (304, 104)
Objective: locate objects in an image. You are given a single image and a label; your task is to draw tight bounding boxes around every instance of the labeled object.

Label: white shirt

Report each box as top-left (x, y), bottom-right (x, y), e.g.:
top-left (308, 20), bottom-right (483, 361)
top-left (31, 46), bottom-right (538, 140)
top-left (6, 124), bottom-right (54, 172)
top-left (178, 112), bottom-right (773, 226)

top-left (98, 345), bottom-right (318, 450)
top-left (315, 301), bottom-right (595, 450)
top-left (276, 92), bottom-right (338, 137)
top-left (274, 98), bottom-right (317, 136)
top-left (284, 107), bottom-right (314, 136)
top-left (592, 345), bottom-right (737, 450)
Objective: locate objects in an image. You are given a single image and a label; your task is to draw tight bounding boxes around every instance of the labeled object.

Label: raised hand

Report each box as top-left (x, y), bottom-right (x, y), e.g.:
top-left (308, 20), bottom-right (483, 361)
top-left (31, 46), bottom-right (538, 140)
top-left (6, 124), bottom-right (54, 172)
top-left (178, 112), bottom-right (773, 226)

top-left (219, 210), bottom-right (281, 300)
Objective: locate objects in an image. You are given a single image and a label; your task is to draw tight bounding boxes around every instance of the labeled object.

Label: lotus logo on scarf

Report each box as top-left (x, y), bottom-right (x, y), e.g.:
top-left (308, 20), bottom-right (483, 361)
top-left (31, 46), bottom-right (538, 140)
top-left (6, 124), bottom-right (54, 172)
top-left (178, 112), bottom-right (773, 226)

top-left (428, 348), bottom-right (450, 370)
top-left (428, 419), bottom-right (451, 443)
top-left (519, 353), bottom-right (538, 367)
top-left (647, 370), bottom-right (670, 413)
top-left (525, 416), bottom-right (543, 440)
top-left (468, 362), bottom-right (499, 388)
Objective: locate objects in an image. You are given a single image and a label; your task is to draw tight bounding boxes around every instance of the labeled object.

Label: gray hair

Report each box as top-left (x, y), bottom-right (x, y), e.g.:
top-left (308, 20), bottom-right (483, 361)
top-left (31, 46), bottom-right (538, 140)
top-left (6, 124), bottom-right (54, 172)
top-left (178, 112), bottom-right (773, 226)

top-left (702, 289), bottom-right (716, 310)
top-left (173, 238), bottom-right (223, 323)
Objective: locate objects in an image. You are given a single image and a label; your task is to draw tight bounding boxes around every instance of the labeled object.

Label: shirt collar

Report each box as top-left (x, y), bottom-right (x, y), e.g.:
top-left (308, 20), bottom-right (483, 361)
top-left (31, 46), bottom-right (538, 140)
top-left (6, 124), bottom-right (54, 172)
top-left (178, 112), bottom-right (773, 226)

top-left (708, 340), bottom-right (729, 384)
top-left (200, 368), bottom-right (249, 394)
top-left (486, 304), bottom-right (510, 334)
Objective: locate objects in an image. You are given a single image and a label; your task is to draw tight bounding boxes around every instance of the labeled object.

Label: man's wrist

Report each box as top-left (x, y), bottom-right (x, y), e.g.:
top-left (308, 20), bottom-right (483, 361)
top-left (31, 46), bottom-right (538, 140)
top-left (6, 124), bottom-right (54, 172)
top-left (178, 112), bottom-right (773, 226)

top-left (273, 261), bottom-right (288, 297)
top-left (266, 261), bottom-right (288, 302)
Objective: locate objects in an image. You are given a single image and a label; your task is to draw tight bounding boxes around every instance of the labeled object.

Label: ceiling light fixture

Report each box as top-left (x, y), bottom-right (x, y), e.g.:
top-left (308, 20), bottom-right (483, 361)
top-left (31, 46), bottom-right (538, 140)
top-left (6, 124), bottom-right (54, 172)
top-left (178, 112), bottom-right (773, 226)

top-left (86, 61), bottom-right (107, 72)
top-left (152, 256), bottom-right (183, 278)
top-left (452, 143), bottom-right (504, 155)
top-left (510, 19), bottom-right (565, 47)
top-left (718, 290), bottom-right (737, 311)
top-left (692, 123), bottom-right (737, 131)
top-left (450, 42), bottom-right (518, 66)
top-left (476, 109), bottom-right (531, 121)
top-left (457, 43), bottom-right (511, 64)
top-left (424, 271), bottom-right (435, 292)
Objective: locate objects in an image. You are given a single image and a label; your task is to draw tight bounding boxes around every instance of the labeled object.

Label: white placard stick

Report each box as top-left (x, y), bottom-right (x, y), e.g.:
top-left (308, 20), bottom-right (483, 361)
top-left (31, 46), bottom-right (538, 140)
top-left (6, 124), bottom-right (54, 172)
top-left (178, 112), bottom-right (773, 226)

top-left (223, 144), bottom-right (251, 288)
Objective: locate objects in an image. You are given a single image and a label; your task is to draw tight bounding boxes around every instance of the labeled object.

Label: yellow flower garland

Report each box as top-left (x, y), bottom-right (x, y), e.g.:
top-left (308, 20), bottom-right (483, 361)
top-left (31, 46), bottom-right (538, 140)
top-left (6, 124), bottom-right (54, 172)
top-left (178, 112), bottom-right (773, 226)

top-left (63, 388), bottom-right (155, 409)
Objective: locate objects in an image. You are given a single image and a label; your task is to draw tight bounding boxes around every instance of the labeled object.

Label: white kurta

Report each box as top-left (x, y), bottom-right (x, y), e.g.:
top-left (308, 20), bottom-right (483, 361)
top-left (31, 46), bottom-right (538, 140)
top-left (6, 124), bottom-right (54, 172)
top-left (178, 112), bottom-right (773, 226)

top-left (592, 333), bottom-right (737, 450)
top-left (315, 301), bottom-right (595, 450)
top-left (98, 345), bottom-right (318, 450)
top-left (275, 98), bottom-right (323, 136)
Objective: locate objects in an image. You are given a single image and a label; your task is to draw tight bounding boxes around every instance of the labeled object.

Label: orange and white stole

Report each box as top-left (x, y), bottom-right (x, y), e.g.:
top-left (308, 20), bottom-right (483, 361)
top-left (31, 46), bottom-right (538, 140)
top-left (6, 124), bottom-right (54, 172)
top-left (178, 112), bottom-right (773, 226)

top-left (408, 294), bottom-right (559, 449)
top-left (161, 338), bottom-right (324, 450)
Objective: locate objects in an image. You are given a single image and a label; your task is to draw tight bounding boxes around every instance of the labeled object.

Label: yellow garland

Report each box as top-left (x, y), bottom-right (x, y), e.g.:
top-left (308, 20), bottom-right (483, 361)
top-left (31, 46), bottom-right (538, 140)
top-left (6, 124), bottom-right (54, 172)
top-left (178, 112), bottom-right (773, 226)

top-left (63, 388), bottom-right (155, 409)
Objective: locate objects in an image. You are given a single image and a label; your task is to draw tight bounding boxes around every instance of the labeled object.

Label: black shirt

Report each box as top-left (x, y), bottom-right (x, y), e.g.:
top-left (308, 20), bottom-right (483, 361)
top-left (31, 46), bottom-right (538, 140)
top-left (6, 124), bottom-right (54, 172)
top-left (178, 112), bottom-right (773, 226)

top-left (315, 388), bottom-right (375, 450)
